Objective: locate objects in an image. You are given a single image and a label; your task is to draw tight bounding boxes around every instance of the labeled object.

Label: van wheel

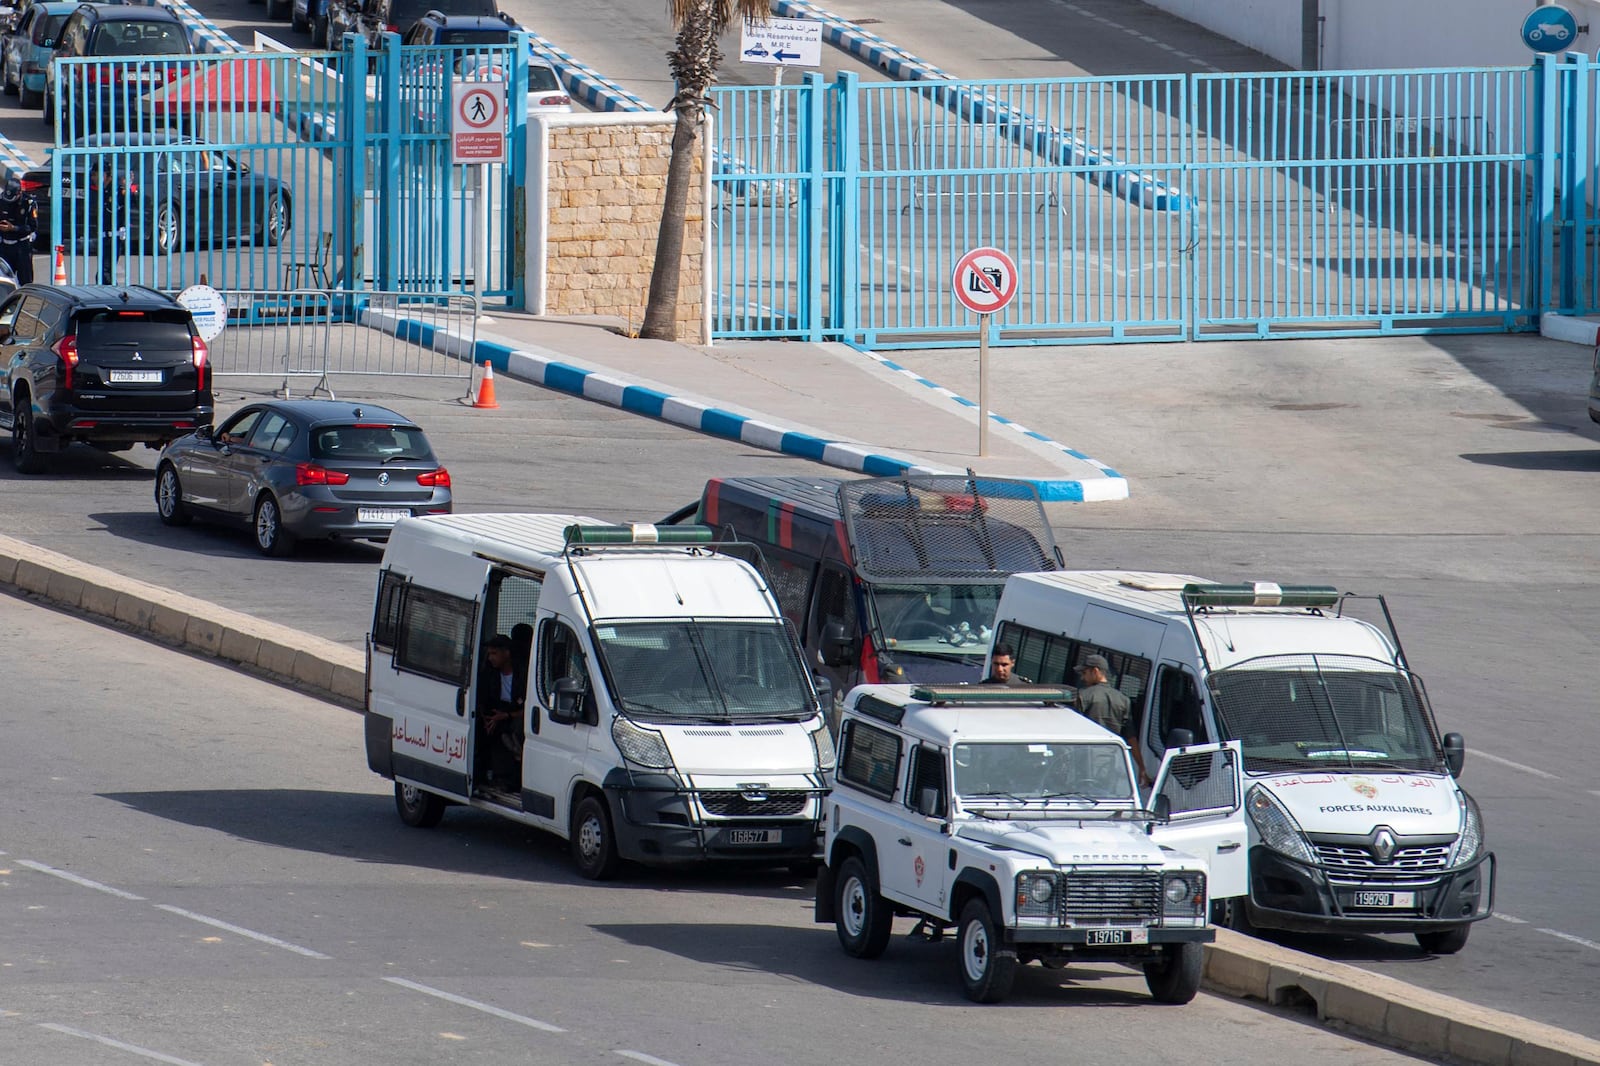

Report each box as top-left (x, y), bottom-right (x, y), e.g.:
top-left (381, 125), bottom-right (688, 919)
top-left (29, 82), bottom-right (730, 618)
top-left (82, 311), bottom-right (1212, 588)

top-left (1144, 942), bottom-right (1204, 1004)
top-left (155, 464), bottom-right (192, 526)
top-left (958, 897), bottom-right (1017, 1003)
top-left (395, 782), bottom-right (445, 828)
top-left (834, 855), bottom-right (893, 958)
top-left (11, 399), bottom-right (43, 474)
top-left (1416, 925), bottom-right (1471, 955)
top-left (571, 795), bottom-right (620, 880)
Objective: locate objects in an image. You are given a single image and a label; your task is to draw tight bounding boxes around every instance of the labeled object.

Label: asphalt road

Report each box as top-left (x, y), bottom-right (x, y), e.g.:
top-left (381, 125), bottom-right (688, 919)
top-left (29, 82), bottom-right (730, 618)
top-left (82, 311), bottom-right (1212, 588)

top-left (0, 591), bottom-right (1439, 1066)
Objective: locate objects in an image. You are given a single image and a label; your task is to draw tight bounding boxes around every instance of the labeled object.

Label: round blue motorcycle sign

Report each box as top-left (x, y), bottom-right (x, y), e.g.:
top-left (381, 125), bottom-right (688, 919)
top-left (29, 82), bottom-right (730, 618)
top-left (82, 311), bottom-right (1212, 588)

top-left (1522, 5), bottom-right (1579, 52)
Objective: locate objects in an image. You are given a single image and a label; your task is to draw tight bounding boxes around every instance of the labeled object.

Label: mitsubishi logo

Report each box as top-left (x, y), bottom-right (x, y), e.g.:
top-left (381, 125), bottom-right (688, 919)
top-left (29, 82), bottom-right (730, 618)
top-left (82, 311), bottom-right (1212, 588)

top-left (377, 472), bottom-right (390, 486)
top-left (1372, 827), bottom-right (1397, 864)
top-left (131, 352), bottom-right (143, 361)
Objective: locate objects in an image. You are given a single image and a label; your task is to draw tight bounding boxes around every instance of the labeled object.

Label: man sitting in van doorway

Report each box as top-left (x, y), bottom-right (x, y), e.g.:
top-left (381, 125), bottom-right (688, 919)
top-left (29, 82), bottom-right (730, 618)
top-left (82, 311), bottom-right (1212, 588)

top-left (477, 634), bottom-right (525, 789)
top-left (1075, 654), bottom-right (1150, 787)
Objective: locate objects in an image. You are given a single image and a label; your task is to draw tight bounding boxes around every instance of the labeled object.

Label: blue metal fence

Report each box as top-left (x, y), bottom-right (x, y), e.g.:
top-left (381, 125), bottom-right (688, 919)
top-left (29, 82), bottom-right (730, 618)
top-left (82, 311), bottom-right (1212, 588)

top-left (710, 62), bottom-right (1576, 347)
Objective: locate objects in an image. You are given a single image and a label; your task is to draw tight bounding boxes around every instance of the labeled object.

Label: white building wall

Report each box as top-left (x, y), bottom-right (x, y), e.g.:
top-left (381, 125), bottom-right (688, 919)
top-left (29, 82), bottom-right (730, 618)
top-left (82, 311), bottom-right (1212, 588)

top-left (1141, 0), bottom-right (1303, 67)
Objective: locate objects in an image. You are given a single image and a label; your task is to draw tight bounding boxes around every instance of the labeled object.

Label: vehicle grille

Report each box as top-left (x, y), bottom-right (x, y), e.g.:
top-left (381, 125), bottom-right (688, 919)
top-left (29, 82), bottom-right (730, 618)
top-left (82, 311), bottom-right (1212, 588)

top-left (1059, 873), bottom-right (1163, 922)
top-left (1315, 843), bottom-right (1451, 873)
top-left (699, 791), bottom-right (809, 817)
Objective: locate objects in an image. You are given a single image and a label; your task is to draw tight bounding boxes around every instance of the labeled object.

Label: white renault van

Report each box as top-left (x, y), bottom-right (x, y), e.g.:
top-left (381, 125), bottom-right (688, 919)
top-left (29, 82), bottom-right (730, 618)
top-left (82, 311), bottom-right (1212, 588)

top-left (988, 572), bottom-right (1494, 954)
top-left (365, 514), bottom-right (835, 880)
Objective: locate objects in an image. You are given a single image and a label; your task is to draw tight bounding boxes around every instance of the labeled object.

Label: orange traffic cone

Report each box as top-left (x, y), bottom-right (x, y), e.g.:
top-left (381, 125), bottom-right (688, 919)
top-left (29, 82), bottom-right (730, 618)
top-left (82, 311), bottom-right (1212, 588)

top-left (52, 244), bottom-right (66, 285)
top-left (472, 363), bottom-right (500, 409)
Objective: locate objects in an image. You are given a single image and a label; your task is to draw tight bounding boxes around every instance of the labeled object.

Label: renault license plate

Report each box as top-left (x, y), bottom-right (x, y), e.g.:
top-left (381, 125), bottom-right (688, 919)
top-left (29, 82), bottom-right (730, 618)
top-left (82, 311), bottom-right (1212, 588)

top-left (109, 369), bottom-right (163, 383)
top-left (1354, 891), bottom-right (1415, 908)
top-left (1086, 929), bottom-right (1146, 945)
top-left (726, 829), bottom-right (779, 845)
top-left (358, 508), bottom-right (408, 523)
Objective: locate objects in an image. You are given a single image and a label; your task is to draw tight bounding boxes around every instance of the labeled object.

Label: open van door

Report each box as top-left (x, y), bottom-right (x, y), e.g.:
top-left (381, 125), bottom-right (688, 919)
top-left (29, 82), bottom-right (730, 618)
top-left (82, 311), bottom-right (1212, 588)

top-left (1148, 740), bottom-right (1247, 901)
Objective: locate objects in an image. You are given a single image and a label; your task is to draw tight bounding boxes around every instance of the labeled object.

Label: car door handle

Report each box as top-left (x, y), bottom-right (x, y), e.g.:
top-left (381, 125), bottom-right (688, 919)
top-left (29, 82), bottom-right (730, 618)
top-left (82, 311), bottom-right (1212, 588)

top-left (897, 837), bottom-right (913, 846)
top-left (1217, 840), bottom-right (1242, 852)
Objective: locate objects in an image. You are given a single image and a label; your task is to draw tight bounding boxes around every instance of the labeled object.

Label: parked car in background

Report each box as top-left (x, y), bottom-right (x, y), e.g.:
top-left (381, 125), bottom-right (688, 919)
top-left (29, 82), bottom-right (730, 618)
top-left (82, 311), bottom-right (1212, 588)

top-left (25, 133), bottom-right (291, 254)
top-left (290, 0), bottom-right (328, 44)
top-left (359, 0), bottom-right (496, 47)
top-left (44, 4), bottom-right (192, 137)
top-left (1, 284), bottom-right (211, 473)
top-left (402, 13), bottom-right (571, 115)
top-left (323, 0), bottom-right (364, 57)
top-left (2, 0), bottom-right (76, 107)
top-left (154, 400), bottom-right (453, 556)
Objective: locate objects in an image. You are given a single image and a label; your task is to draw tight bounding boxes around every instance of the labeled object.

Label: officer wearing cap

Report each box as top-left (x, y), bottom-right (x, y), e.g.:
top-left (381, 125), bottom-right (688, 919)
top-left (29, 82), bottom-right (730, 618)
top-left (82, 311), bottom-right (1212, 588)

top-left (1075, 654), bottom-right (1150, 786)
top-left (0, 174), bottom-right (37, 285)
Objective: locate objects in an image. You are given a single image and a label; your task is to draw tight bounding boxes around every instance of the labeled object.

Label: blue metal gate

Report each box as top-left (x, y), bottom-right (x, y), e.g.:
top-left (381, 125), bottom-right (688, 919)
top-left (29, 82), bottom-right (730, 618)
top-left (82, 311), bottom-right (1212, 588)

top-left (49, 35), bottom-right (527, 303)
top-left (710, 61), bottom-right (1577, 347)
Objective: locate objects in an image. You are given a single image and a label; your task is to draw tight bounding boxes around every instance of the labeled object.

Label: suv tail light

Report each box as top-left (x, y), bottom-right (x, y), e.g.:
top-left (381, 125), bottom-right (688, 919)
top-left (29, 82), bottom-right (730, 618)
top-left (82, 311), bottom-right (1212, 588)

top-left (295, 463), bottom-right (350, 486)
top-left (191, 334), bottom-right (208, 390)
top-left (416, 467), bottom-right (450, 488)
top-left (55, 335), bottom-right (79, 390)
top-left (18, 176), bottom-right (45, 195)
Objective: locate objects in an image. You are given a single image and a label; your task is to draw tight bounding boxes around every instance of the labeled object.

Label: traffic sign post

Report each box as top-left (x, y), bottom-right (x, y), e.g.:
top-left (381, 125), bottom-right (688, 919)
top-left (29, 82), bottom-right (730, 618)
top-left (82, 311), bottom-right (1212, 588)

top-left (739, 18), bottom-right (822, 167)
top-left (450, 79), bottom-right (506, 300)
top-left (953, 246), bottom-right (1019, 457)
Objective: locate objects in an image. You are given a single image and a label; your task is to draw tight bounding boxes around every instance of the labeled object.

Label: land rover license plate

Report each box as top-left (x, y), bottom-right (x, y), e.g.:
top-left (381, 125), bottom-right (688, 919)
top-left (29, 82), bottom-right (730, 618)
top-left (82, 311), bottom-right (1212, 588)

top-left (1085, 929), bottom-right (1147, 945)
top-left (726, 829), bottom-right (779, 845)
top-left (1353, 891), bottom-right (1415, 908)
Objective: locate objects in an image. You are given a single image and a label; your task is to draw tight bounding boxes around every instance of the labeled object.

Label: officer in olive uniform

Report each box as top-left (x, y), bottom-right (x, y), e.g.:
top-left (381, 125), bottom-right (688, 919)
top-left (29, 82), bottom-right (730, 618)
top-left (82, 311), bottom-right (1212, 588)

top-left (1075, 653), bottom-right (1150, 786)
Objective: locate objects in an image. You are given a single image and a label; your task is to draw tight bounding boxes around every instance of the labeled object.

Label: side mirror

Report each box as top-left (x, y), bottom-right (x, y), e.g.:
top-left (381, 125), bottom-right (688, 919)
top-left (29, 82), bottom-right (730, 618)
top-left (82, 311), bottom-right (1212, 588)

top-left (549, 677), bottom-right (584, 724)
top-left (1165, 727), bottom-right (1194, 750)
top-left (1443, 732), bottom-right (1465, 778)
top-left (1150, 792), bottom-right (1171, 823)
top-left (819, 620), bottom-right (856, 668)
top-left (811, 673), bottom-right (833, 716)
top-left (195, 424), bottom-right (213, 440)
top-left (915, 787), bottom-right (942, 818)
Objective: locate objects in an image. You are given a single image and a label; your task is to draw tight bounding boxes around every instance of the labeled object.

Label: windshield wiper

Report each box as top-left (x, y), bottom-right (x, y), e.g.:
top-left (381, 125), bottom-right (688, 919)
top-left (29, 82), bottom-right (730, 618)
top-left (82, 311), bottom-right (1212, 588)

top-left (381, 454), bottom-right (428, 464)
top-left (1035, 791), bottom-right (1102, 804)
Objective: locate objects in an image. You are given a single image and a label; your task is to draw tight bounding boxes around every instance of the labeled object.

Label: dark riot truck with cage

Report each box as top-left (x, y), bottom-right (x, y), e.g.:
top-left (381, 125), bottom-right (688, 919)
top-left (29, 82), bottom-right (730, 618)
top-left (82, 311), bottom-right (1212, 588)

top-left (988, 572), bottom-right (1495, 954)
top-left (669, 474), bottom-right (1063, 727)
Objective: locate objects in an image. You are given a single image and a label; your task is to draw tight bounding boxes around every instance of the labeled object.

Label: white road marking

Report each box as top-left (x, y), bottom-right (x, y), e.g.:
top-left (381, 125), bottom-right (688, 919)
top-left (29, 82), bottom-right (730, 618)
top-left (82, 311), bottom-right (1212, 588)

top-left (1472, 751), bottom-right (1560, 781)
top-left (1537, 928), bottom-right (1600, 952)
top-left (1493, 913), bottom-right (1528, 924)
top-left (383, 977), bottom-right (565, 1033)
top-left (37, 1023), bottom-right (203, 1066)
top-left (154, 905), bottom-right (331, 959)
top-left (617, 1052), bottom-right (684, 1066)
top-left (18, 860), bottom-right (145, 901)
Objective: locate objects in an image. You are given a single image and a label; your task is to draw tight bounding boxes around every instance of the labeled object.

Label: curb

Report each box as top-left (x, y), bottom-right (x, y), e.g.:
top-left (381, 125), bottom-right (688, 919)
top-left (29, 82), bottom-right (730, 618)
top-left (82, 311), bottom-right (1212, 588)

top-left (1540, 313), bottom-right (1600, 348)
top-left (1, 538), bottom-right (1598, 1066)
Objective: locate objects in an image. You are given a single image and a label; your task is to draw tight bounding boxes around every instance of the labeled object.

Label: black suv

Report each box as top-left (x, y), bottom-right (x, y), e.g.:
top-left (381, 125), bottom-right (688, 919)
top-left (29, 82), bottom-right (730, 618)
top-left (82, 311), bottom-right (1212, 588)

top-left (44, 4), bottom-right (192, 137)
top-left (400, 9), bottom-right (515, 45)
top-left (330, 0), bottom-right (498, 50)
top-left (1, 284), bottom-right (212, 473)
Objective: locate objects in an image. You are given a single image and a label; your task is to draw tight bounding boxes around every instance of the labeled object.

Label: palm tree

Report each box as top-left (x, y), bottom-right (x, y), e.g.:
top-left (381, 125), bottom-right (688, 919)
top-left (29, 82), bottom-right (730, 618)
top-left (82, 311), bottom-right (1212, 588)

top-left (640, 0), bottom-right (767, 341)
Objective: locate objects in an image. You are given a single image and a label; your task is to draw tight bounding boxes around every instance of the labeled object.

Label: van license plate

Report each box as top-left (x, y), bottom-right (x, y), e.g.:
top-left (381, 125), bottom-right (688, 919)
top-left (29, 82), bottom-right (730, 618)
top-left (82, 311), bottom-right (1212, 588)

top-left (726, 829), bottom-right (779, 845)
top-left (1354, 891), bottom-right (1415, 908)
top-left (1086, 929), bottom-right (1146, 945)
top-left (109, 369), bottom-right (163, 383)
top-left (358, 508), bottom-right (409, 523)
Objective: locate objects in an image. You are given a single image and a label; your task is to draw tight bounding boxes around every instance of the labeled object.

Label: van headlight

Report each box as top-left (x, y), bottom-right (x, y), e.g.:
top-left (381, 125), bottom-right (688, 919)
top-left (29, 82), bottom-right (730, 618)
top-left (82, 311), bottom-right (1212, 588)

top-left (612, 717), bottom-right (674, 770)
top-left (1163, 872), bottom-right (1206, 917)
top-left (1015, 872), bottom-right (1057, 917)
top-left (1246, 785), bottom-right (1317, 865)
top-left (808, 717), bottom-right (836, 772)
top-left (1448, 794), bottom-right (1483, 867)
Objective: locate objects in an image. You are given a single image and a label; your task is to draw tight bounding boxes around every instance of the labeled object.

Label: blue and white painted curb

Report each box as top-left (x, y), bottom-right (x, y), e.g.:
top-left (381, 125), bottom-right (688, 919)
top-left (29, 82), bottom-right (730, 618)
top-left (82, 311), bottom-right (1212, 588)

top-left (773, 0), bottom-right (1185, 213)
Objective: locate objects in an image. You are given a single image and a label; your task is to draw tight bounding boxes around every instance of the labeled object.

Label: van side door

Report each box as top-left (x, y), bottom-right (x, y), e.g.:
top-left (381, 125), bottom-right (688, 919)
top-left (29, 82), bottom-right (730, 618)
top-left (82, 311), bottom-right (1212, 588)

top-left (1147, 740), bottom-right (1247, 901)
top-left (807, 562), bottom-right (859, 724)
top-left (1144, 661), bottom-right (1209, 779)
top-left (384, 582), bottom-right (481, 800)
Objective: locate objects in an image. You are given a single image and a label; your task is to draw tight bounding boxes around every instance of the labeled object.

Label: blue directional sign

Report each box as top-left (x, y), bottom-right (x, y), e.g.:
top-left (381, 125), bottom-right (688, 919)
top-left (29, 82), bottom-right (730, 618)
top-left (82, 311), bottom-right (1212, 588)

top-left (1522, 5), bottom-right (1579, 52)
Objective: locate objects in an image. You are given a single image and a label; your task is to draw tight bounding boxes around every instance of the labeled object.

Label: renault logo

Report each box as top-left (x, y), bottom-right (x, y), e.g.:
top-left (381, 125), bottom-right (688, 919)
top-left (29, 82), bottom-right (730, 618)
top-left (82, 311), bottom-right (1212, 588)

top-left (1372, 827), bottom-right (1397, 864)
top-left (377, 472), bottom-right (390, 486)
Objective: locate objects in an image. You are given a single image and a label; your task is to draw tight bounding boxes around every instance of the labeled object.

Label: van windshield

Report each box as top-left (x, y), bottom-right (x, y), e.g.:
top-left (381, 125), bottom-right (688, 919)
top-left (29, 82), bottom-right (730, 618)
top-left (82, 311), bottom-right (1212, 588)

top-left (1207, 654), bottom-right (1445, 773)
top-left (594, 620), bottom-right (813, 721)
top-left (867, 582), bottom-right (1004, 663)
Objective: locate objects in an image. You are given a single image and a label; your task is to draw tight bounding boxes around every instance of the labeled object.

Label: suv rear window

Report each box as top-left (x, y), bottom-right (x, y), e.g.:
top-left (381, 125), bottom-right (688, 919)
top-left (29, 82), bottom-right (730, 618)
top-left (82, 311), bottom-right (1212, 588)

top-left (439, 29), bottom-right (508, 44)
top-left (388, 0), bottom-right (494, 26)
top-left (73, 309), bottom-right (193, 348)
top-left (529, 64), bottom-right (560, 92)
top-left (90, 20), bottom-right (189, 56)
top-left (311, 423), bottom-right (433, 461)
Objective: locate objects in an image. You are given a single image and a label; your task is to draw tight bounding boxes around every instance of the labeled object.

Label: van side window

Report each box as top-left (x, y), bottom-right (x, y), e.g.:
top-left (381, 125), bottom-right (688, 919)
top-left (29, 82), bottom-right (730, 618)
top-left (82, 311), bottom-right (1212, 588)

top-left (372, 569), bottom-right (406, 650)
top-left (904, 744), bottom-right (948, 817)
top-left (486, 570), bottom-right (543, 635)
top-left (395, 586), bottom-right (477, 685)
top-left (765, 552), bottom-right (815, 632)
top-left (1149, 664), bottom-right (1207, 754)
top-left (997, 622), bottom-right (1154, 735)
top-left (837, 719), bottom-right (901, 799)
top-left (537, 619), bottom-right (590, 707)
top-left (809, 564), bottom-right (856, 647)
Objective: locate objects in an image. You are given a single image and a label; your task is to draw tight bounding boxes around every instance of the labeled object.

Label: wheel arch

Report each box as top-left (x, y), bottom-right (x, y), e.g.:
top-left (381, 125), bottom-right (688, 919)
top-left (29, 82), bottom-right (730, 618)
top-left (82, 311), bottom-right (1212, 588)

top-left (828, 825), bottom-right (880, 887)
top-left (949, 867), bottom-right (1005, 927)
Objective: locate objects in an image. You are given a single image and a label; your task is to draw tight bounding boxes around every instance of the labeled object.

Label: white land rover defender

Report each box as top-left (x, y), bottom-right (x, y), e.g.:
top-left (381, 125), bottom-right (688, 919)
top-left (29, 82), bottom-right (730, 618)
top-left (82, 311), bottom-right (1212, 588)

top-left (815, 684), bottom-right (1247, 1004)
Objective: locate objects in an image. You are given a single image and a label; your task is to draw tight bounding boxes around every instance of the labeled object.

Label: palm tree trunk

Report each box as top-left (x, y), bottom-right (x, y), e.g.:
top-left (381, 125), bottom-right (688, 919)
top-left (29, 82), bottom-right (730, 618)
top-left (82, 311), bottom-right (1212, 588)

top-left (640, 110), bottom-right (701, 341)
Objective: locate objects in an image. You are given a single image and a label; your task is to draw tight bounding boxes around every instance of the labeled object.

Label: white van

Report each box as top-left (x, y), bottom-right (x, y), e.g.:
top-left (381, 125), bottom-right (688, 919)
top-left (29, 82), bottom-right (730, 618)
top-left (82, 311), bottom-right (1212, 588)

top-left (988, 572), bottom-right (1495, 954)
top-left (364, 514), bottom-right (835, 880)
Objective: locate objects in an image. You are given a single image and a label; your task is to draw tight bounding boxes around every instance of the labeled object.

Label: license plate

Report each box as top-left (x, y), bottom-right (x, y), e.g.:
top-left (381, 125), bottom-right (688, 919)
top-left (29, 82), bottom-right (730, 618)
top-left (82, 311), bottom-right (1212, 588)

top-left (132, 72), bottom-right (165, 83)
top-left (1353, 891), bottom-right (1416, 908)
top-left (108, 369), bottom-right (163, 384)
top-left (726, 829), bottom-right (780, 845)
top-left (357, 507), bottom-right (409, 523)
top-left (1085, 928), bottom-right (1147, 945)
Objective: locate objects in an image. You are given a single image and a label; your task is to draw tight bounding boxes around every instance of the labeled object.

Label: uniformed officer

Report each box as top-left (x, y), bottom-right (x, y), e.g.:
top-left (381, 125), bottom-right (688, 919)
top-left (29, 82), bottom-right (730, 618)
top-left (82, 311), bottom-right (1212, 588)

top-left (0, 174), bottom-right (38, 285)
top-left (1075, 654), bottom-right (1150, 786)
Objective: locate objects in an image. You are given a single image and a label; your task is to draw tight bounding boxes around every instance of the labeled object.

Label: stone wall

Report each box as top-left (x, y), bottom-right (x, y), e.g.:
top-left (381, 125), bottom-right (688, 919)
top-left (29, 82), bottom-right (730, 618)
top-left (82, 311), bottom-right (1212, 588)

top-left (529, 113), bottom-right (705, 343)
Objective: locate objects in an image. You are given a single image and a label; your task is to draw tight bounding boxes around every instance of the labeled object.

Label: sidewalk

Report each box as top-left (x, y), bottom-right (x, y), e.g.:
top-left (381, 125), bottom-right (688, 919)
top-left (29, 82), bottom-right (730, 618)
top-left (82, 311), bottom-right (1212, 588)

top-left (441, 310), bottom-right (1129, 502)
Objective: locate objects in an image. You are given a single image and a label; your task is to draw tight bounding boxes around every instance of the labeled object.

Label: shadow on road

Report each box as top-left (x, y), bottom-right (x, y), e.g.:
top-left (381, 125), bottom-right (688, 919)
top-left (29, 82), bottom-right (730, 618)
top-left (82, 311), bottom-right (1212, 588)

top-left (86, 509), bottom-right (387, 563)
top-left (1460, 448), bottom-right (1600, 472)
top-left (0, 447), bottom-right (150, 481)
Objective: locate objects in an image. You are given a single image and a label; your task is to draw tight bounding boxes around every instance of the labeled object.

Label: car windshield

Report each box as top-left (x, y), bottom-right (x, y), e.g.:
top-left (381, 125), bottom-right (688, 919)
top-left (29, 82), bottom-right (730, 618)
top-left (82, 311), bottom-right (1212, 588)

top-left (594, 620), bottom-right (812, 721)
top-left (310, 424), bottom-right (432, 461)
top-left (953, 742), bottom-right (1134, 804)
top-left (1207, 654), bottom-right (1445, 773)
top-left (867, 582), bottom-right (1003, 660)
top-left (91, 21), bottom-right (187, 56)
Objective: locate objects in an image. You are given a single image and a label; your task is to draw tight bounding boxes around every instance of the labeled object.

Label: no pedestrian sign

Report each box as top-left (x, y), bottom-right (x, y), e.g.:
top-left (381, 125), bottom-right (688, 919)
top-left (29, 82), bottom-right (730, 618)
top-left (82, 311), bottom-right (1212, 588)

top-left (452, 79), bottom-right (506, 165)
top-left (953, 246), bottom-right (1019, 315)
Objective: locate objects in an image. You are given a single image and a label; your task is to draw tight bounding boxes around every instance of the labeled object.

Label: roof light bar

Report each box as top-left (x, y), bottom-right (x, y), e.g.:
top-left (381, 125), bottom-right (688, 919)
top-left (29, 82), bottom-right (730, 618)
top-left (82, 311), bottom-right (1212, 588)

top-left (909, 684), bottom-right (1078, 706)
top-left (1182, 582), bottom-right (1339, 609)
top-left (564, 523), bottom-right (715, 546)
